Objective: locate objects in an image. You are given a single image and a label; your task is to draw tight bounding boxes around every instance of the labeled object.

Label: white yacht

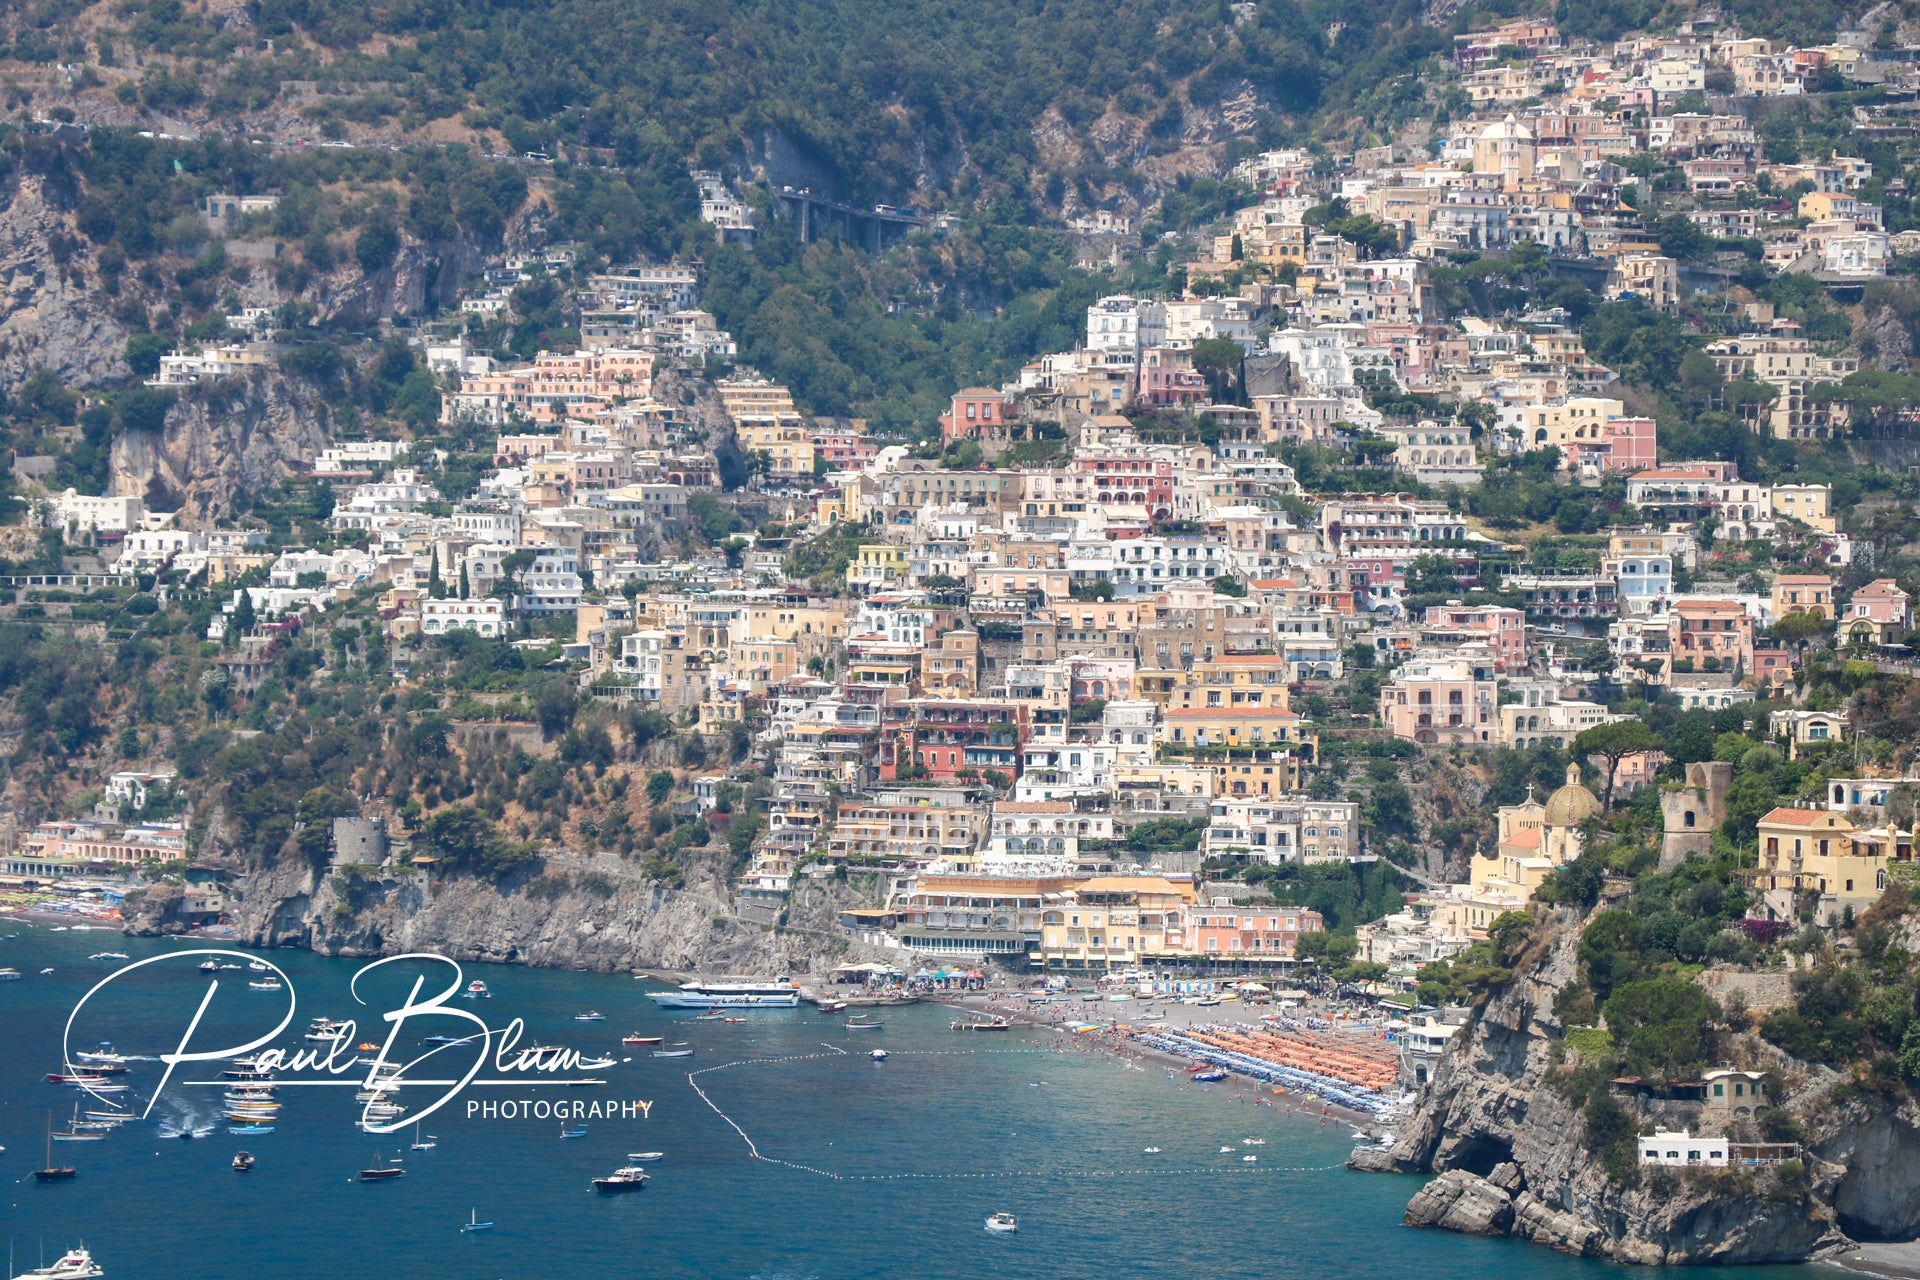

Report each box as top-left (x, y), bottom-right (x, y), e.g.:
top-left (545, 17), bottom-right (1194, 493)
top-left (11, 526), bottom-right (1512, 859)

top-left (646, 980), bottom-right (799, 1009)
top-left (13, 1248), bottom-right (104, 1280)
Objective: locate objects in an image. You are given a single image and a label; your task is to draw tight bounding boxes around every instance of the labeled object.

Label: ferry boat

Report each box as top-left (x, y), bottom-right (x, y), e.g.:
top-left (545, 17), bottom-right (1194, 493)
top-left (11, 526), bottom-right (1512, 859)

top-left (11, 1247), bottom-right (102, 1279)
top-left (646, 979), bottom-right (799, 1009)
top-left (591, 1166), bottom-right (649, 1193)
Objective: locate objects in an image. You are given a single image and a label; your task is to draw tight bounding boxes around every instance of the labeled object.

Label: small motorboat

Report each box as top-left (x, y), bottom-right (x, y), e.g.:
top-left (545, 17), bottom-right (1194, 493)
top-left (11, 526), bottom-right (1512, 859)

top-left (460, 1208), bottom-right (493, 1233)
top-left (844, 1016), bottom-right (883, 1031)
top-left (463, 980), bottom-right (490, 999)
top-left (817, 1000), bottom-right (847, 1013)
top-left (88, 952), bottom-right (128, 960)
top-left (1242, 1154), bottom-right (1257, 1162)
top-left (1242, 1138), bottom-right (1266, 1146)
top-left (621, 1034), bottom-right (662, 1046)
top-left (219, 963), bottom-right (241, 970)
top-left (870, 1049), bottom-right (889, 1061)
top-left (247, 961), bottom-right (269, 972)
top-left (1219, 1146), bottom-right (1236, 1153)
top-left (1143, 1147), bottom-right (1161, 1154)
top-left (233, 1152), bottom-right (255, 1171)
top-left (228, 1124), bottom-right (274, 1135)
top-left (591, 1166), bottom-right (649, 1193)
top-left (951, 1016), bottom-right (1011, 1031)
top-left (248, 980), bottom-right (283, 991)
top-left (651, 1049), bottom-right (693, 1058)
top-left (38, 967), bottom-right (55, 974)
top-left (693, 1010), bottom-right (725, 1021)
top-left (560, 1126), bottom-right (588, 1139)
top-left (200, 959), bottom-right (220, 972)
top-left (626, 1151), bottom-right (664, 1162)
top-left (985, 1213), bottom-right (1018, 1234)
top-left (423, 1034), bottom-right (478, 1046)
top-left (574, 1011), bottom-right (606, 1022)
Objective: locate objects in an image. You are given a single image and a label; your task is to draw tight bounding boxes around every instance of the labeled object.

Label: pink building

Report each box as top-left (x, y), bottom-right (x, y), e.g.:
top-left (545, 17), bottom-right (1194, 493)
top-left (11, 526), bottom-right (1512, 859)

top-left (1135, 348), bottom-right (1209, 409)
top-left (939, 388), bottom-right (1015, 442)
top-left (1189, 905), bottom-right (1324, 961)
top-left (1670, 599), bottom-right (1756, 675)
top-left (1845, 579), bottom-right (1912, 646)
top-left (1424, 603), bottom-right (1528, 671)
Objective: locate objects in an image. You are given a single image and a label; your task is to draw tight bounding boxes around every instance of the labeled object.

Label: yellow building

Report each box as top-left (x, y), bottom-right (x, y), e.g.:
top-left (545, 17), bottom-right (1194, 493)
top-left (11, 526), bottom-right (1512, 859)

top-left (1772, 574), bottom-right (1834, 621)
top-left (847, 544), bottom-right (910, 592)
top-left (1771, 484), bottom-right (1835, 534)
top-left (1753, 808), bottom-right (1883, 924)
top-left (1163, 708), bottom-right (1317, 798)
top-left (1039, 875), bottom-right (1197, 969)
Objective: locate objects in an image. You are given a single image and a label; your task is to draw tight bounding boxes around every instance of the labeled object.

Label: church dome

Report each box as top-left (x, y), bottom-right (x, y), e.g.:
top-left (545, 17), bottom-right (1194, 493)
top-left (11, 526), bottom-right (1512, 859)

top-left (1543, 763), bottom-right (1602, 827)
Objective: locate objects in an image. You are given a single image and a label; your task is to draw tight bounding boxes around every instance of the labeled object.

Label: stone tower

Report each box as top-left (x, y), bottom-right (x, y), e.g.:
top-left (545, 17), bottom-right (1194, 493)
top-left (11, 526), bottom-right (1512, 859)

top-left (1660, 761), bottom-right (1732, 870)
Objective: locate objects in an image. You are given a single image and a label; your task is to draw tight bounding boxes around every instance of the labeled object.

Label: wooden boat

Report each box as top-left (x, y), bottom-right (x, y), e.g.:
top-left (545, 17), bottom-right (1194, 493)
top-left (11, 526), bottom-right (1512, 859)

top-left (621, 1034), bottom-right (662, 1045)
top-left (651, 1049), bottom-right (693, 1058)
top-left (35, 1116), bottom-right (75, 1182)
top-left (359, 1152), bottom-right (406, 1181)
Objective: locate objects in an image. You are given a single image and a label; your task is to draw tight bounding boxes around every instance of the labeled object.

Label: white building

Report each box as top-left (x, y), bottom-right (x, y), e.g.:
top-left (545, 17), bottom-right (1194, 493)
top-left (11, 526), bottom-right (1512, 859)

top-left (420, 598), bottom-right (506, 638)
top-left (1640, 1131), bottom-right (1728, 1167)
top-left (48, 491), bottom-right (144, 539)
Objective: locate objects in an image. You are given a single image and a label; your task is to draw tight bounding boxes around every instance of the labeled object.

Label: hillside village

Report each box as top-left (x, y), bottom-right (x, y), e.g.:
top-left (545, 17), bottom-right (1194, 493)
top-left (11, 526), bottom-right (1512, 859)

top-left (7, 9), bottom-right (1920, 1025)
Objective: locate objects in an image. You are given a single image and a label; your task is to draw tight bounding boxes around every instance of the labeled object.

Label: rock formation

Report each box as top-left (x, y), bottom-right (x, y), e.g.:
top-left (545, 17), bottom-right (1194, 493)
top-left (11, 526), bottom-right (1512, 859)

top-left (1351, 910), bottom-right (1860, 1264)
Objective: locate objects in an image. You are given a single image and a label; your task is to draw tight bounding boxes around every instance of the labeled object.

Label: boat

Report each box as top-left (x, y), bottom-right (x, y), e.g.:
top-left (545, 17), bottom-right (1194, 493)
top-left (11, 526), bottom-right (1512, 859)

top-left (1219, 1146), bottom-right (1236, 1153)
top-left (1242, 1154), bottom-right (1258, 1162)
top-left (248, 961), bottom-right (269, 972)
top-left (650, 1049), bottom-right (693, 1058)
top-left (869, 1049), bottom-right (889, 1061)
top-left (626, 1151), bottom-right (664, 1162)
top-left (462, 980), bottom-right (490, 999)
top-left (232, 1151), bottom-right (254, 1171)
top-left (410, 1122), bottom-right (436, 1151)
top-left (51, 1105), bottom-right (103, 1142)
top-left (87, 952), bottom-right (128, 961)
top-left (228, 1125), bottom-right (274, 1135)
top-left (1193, 1070), bottom-right (1227, 1083)
top-left (358, 1152), bottom-right (406, 1181)
top-left (459, 1208), bottom-right (493, 1233)
top-left (570, 1078), bottom-right (608, 1087)
top-left (621, 1034), bottom-right (662, 1045)
top-left (950, 1016), bottom-right (1012, 1031)
top-left (844, 1015), bottom-right (883, 1031)
top-left (218, 963), bottom-right (241, 971)
top-left (45, 1072), bottom-right (110, 1086)
top-left (645, 979), bottom-right (800, 1009)
top-left (82, 1111), bottom-right (129, 1123)
top-left (248, 980), bottom-right (283, 991)
top-left (1242, 1138), bottom-right (1266, 1146)
top-left (160, 1125), bottom-right (215, 1140)
top-left (34, 1116), bottom-right (75, 1182)
top-left (422, 1034), bottom-right (478, 1046)
top-left (591, 1166), bottom-right (649, 1193)
top-left (985, 1213), bottom-right (1018, 1234)
top-left (10, 1247), bottom-right (101, 1279)
top-left (1143, 1147), bottom-right (1161, 1153)
top-left (39, 967), bottom-right (55, 974)
top-left (199, 959), bottom-right (220, 973)
top-left (559, 1126), bottom-right (588, 1139)
top-left (574, 1011), bottom-right (605, 1022)
top-left (693, 1010), bottom-right (725, 1021)
top-left (305, 1020), bottom-right (348, 1042)
top-left (816, 999), bottom-right (847, 1013)
top-left (72, 1046), bottom-right (126, 1065)
top-left (0, 967), bottom-right (19, 981)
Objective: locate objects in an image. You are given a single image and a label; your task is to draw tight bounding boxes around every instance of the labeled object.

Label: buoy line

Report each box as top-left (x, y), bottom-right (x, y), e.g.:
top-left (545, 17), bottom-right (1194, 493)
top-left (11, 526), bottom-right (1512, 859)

top-left (684, 1053), bottom-right (1347, 1183)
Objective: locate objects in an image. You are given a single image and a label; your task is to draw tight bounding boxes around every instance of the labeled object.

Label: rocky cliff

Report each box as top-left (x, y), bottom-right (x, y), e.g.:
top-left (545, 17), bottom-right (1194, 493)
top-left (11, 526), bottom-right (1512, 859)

top-left (122, 846), bottom-right (870, 979)
top-left (109, 367), bottom-right (333, 521)
top-left (0, 174), bottom-right (132, 388)
top-left (1351, 910), bottom-right (1873, 1265)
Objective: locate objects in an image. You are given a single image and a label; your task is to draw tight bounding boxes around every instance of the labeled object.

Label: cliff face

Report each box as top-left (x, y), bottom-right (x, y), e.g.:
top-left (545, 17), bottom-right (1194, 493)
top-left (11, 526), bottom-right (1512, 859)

top-left (122, 847), bottom-right (867, 978)
top-left (109, 368), bottom-right (334, 521)
top-left (1352, 912), bottom-right (1857, 1265)
top-left (0, 174), bottom-right (132, 388)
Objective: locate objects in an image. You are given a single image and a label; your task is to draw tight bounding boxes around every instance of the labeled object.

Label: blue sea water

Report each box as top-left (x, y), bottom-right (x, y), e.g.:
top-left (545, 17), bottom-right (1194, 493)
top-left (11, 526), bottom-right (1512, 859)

top-left (0, 927), bottom-right (1813, 1279)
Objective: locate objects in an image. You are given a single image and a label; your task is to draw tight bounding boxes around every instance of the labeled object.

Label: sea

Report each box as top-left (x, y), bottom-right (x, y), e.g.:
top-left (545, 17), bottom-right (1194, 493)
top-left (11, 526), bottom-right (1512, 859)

top-left (0, 926), bottom-right (1817, 1280)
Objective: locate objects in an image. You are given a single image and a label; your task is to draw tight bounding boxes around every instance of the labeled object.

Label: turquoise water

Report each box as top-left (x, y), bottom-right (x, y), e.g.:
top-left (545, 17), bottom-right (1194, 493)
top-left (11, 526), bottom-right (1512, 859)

top-left (0, 927), bottom-right (1807, 1278)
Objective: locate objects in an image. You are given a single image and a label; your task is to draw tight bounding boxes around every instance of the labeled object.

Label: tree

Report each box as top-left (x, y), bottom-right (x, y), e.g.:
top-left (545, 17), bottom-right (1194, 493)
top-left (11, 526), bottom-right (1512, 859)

top-left (1573, 720), bottom-right (1665, 812)
top-left (1190, 337), bottom-right (1245, 404)
top-left (646, 770), bottom-right (675, 806)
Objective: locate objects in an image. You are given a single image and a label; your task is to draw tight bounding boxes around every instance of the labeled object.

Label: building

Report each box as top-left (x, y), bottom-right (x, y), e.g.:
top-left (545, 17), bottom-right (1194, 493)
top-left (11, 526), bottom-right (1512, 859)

top-left (1772, 575), bottom-right (1834, 621)
top-left (1377, 653), bottom-right (1498, 745)
top-left (1844, 579), bottom-right (1911, 647)
top-left (420, 599), bottom-right (505, 638)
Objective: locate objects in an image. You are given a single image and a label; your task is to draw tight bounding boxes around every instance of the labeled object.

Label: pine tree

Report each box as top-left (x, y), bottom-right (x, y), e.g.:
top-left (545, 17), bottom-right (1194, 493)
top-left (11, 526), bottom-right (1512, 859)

top-left (459, 561), bottom-right (470, 599)
top-left (428, 555), bottom-right (442, 599)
